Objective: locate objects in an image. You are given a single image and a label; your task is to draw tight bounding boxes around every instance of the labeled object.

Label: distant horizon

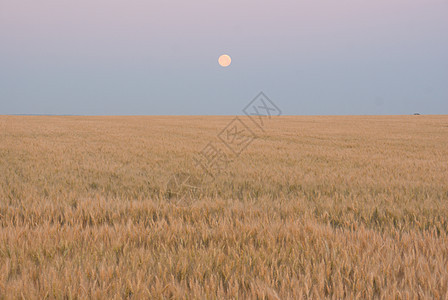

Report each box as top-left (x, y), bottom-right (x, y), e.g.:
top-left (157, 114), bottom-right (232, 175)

top-left (2, 113), bottom-right (442, 117)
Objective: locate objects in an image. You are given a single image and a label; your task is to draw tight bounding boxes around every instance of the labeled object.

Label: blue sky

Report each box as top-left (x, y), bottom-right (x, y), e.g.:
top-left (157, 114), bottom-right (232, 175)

top-left (1, 0), bottom-right (447, 115)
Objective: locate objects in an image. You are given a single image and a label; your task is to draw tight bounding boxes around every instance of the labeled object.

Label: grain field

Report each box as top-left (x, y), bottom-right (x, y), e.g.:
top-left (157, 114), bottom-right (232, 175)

top-left (0, 115), bottom-right (447, 299)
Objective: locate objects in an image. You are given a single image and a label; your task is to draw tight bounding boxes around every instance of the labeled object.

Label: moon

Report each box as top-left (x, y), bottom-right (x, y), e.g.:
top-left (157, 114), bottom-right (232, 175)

top-left (218, 54), bottom-right (231, 67)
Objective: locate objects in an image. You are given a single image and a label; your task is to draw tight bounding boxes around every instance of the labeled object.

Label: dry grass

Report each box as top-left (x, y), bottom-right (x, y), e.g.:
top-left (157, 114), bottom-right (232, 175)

top-left (0, 115), bottom-right (447, 299)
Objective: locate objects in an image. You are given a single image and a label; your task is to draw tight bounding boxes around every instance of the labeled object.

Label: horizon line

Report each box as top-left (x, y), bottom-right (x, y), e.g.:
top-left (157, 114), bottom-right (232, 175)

top-left (1, 113), bottom-right (443, 117)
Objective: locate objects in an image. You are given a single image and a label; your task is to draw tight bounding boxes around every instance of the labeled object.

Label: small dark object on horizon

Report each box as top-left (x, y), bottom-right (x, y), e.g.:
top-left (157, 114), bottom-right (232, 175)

top-left (413, 113), bottom-right (421, 115)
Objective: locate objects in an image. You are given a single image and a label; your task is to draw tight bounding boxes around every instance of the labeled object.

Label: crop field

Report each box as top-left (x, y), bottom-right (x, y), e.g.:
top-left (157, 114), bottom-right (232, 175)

top-left (0, 115), bottom-right (447, 299)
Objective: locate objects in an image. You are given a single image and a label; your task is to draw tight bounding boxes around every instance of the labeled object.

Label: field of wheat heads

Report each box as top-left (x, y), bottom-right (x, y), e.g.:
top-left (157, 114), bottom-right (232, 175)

top-left (0, 115), bottom-right (447, 299)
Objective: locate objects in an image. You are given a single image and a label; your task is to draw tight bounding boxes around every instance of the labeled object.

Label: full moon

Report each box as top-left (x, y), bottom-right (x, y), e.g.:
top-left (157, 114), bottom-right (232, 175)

top-left (218, 54), bottom-right (231, 67)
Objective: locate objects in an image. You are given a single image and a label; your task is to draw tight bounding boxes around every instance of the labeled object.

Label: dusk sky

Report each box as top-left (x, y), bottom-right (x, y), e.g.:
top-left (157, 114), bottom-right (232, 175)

top-left (1, 0), bottom-right (447, 115)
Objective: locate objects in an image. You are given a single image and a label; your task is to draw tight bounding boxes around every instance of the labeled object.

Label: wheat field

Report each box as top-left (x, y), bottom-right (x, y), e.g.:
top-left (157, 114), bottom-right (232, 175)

top-left (0, 115), bottom-right (447, 299)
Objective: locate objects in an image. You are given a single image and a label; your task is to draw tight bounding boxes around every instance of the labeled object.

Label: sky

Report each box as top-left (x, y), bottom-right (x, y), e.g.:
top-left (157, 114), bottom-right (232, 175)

top-left (0, 0), bottom-right (447, 115)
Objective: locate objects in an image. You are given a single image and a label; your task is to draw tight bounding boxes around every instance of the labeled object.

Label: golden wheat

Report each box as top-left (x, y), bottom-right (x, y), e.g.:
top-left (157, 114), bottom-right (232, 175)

top-left (0, 115), bottom-right (447, 299)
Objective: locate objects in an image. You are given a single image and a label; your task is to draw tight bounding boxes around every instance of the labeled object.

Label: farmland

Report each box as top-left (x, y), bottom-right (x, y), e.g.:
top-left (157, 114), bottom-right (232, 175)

top-left (0, 115), bottom-right (447, 298)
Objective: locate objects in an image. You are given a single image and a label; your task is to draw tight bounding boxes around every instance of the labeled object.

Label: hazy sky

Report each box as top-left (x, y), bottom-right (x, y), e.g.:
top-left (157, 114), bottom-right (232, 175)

top-left (1, 0), bottom-right (447, 115)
